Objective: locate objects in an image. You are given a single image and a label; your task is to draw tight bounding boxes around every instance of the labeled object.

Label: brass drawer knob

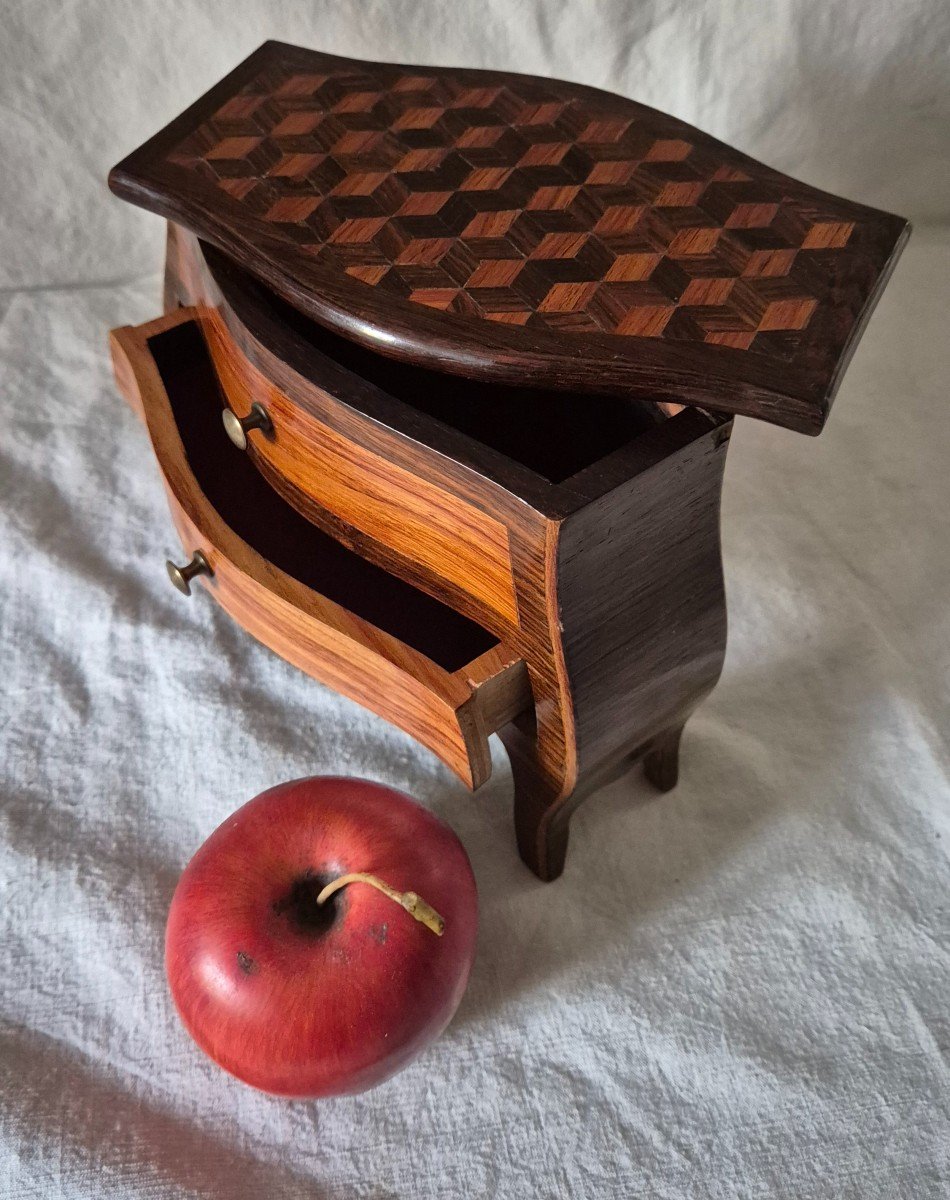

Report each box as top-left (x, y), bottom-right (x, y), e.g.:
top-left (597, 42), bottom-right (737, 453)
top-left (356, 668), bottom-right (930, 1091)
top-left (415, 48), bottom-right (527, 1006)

top-left (166, 550), bottom-right (212, 596)
top-left (222, 402), bottom-right (272, 450)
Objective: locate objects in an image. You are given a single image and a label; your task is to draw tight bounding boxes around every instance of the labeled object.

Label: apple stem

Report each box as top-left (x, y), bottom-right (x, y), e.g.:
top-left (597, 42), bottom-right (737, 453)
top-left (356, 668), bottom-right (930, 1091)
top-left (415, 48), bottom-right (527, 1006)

top-left (315, 873), bottom-right (445, 937)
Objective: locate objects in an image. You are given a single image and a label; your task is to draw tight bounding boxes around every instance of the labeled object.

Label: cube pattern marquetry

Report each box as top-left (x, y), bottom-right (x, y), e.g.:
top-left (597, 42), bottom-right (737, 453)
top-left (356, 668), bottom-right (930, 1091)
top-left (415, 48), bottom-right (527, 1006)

top-left (165, 58), bottom-right (865, 359)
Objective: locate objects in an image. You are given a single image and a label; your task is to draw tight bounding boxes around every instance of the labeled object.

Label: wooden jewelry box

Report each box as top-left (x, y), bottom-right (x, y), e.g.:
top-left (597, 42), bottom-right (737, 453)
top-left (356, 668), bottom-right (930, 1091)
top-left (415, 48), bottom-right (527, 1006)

top-left (108, 42), bottom-right (908, 880)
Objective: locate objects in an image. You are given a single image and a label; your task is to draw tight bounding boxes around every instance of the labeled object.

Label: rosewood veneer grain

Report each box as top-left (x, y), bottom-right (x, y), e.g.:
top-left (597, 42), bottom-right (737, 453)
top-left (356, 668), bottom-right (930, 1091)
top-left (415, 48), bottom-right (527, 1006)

top-left (110, 309), bottom-right (530, 790)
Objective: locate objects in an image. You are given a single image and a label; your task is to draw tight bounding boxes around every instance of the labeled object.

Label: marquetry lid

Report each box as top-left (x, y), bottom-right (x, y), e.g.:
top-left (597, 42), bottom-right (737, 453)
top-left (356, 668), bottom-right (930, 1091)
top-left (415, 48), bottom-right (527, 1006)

top-left (110, 41), bottom-right (909, 433)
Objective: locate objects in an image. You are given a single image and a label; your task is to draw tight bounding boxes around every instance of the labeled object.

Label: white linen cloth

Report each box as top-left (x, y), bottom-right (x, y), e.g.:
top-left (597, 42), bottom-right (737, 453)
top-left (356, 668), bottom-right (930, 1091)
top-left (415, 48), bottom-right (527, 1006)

top-left (1, 3), bottom-right (948, 1196)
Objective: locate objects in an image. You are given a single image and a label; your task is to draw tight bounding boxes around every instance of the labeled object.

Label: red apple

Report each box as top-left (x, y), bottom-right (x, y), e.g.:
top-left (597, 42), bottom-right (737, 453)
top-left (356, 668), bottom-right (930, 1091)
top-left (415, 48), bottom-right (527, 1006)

top-left (165, 776), bottom-right (478, 1097)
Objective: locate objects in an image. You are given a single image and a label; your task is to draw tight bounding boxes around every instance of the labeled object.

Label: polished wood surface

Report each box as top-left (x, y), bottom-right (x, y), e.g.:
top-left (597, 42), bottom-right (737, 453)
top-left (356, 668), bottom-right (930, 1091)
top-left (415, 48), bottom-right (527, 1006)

top-left (158, 229), bottom-right (732, 879)
top-left (108, 46), bottom-right (905, 876)
top-left (504, 411), bottom-right (730, 878)
top-left (110, 40), bottom-right (909, 433)
top-left (201, 306), bottom-right (520, 625)
top-left (109, 309), bottom-right (530, 789)
top-left (164, 231), bottom-right (581, 867)
top-left (166, 224), bottom-right (667, 516)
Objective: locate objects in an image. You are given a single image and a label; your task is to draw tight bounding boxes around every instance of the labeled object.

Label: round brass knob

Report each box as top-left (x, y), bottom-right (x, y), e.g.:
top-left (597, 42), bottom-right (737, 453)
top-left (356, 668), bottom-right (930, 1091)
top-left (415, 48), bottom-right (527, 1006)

top-left (222, 402), bottom-right (272, 450)
top-left (166, 550), bottom-right (212, 596)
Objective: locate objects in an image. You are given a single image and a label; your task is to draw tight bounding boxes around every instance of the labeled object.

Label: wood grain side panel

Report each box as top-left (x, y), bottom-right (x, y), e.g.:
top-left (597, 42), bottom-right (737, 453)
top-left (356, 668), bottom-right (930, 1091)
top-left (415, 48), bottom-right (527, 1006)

top-left (202, 313), bottom-right (520, 625)
top-left (558, 419), bottom-right (731, 775)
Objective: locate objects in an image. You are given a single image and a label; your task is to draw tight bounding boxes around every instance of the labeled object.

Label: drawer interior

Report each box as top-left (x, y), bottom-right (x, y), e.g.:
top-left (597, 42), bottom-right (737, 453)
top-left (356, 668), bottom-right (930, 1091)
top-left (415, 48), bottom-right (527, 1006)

top-left (148, 321), bottom-right (499, 673)
top-left (203, 242), bottom-right (670, 484)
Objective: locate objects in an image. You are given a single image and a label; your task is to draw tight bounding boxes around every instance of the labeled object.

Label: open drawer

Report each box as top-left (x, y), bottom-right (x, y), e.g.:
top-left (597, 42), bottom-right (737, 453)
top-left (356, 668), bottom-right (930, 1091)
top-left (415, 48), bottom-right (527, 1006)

top-left (109, 308), bottom-right (531, 789)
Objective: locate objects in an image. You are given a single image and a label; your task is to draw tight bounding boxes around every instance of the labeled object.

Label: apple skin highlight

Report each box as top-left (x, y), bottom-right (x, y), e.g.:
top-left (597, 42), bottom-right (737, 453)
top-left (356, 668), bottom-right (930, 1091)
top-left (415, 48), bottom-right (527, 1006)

top-left (165, 777), bottom-right (479, 1097)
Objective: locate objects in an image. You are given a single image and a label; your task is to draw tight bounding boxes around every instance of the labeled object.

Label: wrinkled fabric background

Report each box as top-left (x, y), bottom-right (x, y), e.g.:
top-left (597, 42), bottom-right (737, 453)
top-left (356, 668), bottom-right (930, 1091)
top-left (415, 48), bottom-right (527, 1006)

top-left (1, 2), bottom-right (948, 1196)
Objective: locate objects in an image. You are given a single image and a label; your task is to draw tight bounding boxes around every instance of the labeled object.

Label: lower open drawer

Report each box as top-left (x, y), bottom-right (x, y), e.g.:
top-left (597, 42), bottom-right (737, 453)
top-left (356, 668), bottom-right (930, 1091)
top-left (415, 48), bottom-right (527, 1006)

top-left (109, 308), bottom-right (530, 788)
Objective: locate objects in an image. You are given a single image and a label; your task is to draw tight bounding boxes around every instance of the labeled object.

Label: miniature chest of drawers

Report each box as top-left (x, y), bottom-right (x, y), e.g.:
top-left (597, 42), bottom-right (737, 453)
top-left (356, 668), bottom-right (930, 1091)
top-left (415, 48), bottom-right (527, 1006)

top-left (108, 41), bottom-right (908, 879)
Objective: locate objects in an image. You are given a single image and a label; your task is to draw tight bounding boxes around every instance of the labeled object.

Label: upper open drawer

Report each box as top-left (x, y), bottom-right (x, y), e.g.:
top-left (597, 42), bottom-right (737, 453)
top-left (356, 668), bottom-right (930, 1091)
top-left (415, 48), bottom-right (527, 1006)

top-left (109, 309), bottom-right (530, 789)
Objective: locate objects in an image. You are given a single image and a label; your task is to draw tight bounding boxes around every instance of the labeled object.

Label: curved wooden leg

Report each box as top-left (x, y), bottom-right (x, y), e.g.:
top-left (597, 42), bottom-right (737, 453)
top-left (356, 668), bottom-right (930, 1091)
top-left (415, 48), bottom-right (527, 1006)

top-left (500, 724), bottom-right (572, 881)
top-left (643, 723), bottom-right (685, 792)
top-left (512, 769), bottom-right (571, 882)
top-left (502, 720), bottom-right (691, 879)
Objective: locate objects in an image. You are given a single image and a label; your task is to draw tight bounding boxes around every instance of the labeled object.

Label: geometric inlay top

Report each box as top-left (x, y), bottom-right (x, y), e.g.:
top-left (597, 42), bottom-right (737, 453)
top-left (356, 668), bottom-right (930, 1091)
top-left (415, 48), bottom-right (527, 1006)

top-left (110, 42), bottom-right (909, 433)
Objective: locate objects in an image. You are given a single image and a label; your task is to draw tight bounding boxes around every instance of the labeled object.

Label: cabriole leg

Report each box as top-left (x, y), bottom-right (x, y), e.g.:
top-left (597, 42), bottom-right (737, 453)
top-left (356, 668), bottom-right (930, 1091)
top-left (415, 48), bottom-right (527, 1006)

top-left (500, 725), bottom-right (572, 882)
top-left (643, 723), bottom-right (686, 793)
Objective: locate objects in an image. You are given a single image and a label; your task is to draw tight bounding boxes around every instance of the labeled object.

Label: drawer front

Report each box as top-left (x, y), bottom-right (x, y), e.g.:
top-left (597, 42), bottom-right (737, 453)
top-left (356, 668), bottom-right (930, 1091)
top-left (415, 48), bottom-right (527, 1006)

top-left (167, 494), bottom-right (493, 788)
top-left (202, 313), bottom-right (521, 628)
top-left (110, 310), bottom-right (530, 790)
